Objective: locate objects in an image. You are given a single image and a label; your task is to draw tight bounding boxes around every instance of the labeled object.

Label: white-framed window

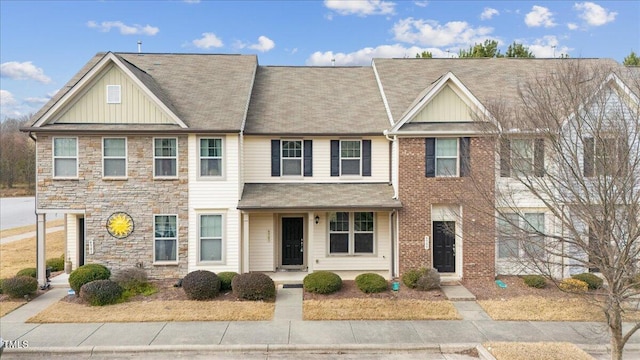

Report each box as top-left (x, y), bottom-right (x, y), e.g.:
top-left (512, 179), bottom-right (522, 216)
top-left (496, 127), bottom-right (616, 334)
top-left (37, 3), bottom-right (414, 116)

top-left (154, 215), bottom-right (177, 263)
top-left (281, 140), bottom-right (303, 176)
top-left (595, 137), bottom-right (618, 176)
top-left (154, 138), bottom-right (177, 178)
top-left (340, 140), bottom-right (361, 175)
top-left (103, 137), bottom-right (127, 178)
top-left (498, 213), bottom-right (545, 259)
top-left (106, 85), bottom-right (121, 104)
top-left (435, 138), bottom-right (458, 176)
top-left (199, 214), bottom-right (224, 263)
top-left (199, 138), bottom-right (223, 177)
top-left (53, 137), bottom-right (78, 178)
top-left (511, 139), bottom-right (534, 175)
top-left (329, 211), bottom-right (375, 255)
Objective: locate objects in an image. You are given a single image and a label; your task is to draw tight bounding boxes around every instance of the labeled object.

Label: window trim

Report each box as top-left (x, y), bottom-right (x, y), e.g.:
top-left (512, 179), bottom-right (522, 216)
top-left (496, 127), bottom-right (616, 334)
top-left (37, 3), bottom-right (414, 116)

top-left (197, 137), bottom-right (224, 180)
top-left (328, 211), bottom-right (376, 256)
top-left (52, 136), bottom-right (79, 179)
top-left (435, 138), bottom-right (459, 177)
top-left (102, 137), bottom-right (127, 179)
top-left (339, 139), bottom-right (362, 176)
top-left (197, 213), bottom-right (225, 265)
top-left (510, 138), bottom-right (534, 176)
top-left (153, 137), bottom-right (178, 179)
top-left (497, 212), bottom-right (545, 259)
top-left (280, 139), bottom-right (303, 177)
top-left (153, 214), bottom-right (178, 265)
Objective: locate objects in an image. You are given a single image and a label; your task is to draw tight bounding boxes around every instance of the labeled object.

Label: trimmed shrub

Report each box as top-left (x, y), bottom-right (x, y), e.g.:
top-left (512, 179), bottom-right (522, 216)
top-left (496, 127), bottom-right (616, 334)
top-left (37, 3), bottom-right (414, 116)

top-left (303, 271), bottom-right (342, 294)
top-left (355, 273), bottom-right (387, 293)
top-left (415, 268), bottom-right (441, 291)
top-left (112, 268), bottom-right (148, 292)
top-left (572, 273), bottom-right (603, 290)
top-left (0, 278), bottom-right (4, 294)
top-left (522, 275), bottom-right (546, 288)
top-left (232, 272), bottom-right (276, 301)
top-left (16, 268), bottom-right (37, 278)
top-left (402, 268), bottom-right (428, 289)
top-left (559, 278), bottom-right (588, 293)
top-left (218, 272), bottom-right (238, 291)
top-left (2, 276), bottom-right (38, 298)
top-left (182, 270), bottom-right (221, 300)
top-left (80, 280), bottom-right (123, 306)
top-left (69, 264), bottom-right (111, 293)
top-left (46, 257), bottom-right (65, 272)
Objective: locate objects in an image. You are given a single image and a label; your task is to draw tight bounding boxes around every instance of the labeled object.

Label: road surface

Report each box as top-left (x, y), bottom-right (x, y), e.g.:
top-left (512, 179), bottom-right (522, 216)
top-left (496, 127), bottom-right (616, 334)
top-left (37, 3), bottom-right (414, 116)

top-left (0, 197), bottom-right (62, 230)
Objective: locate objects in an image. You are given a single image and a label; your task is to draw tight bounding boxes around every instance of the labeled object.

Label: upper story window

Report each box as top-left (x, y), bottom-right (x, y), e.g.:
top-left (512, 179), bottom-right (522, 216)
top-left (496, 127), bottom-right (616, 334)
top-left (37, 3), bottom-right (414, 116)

top-left (106, 85), bottom-right (121, 104)
top-left (154, 214), bottom-right (177, 263)
top-left (340, 140), bottom-right (361, 175)
top-left (199, 214), bottom-right (224, 263)
top-left (435, 138), bottom-right (458, 176)
top-left (500, 138), bottom-right (544, 178)
top-left (498, 213), bottom-right (545, 259)
top-left (154, 138), bottom-right (177, 178)
top-left (328, 211), bottom-right (375, 255)
top-left (282, 140), bottom-right (303, 176)
top-left (330, 139), bottom-right (371, 177)
top-left (426, 137), bottom-right (470, 178)
top-left (53, 137), bottom-right (78, 178)
top-left (583, 136), bottom-right (627, 177)
top-left (199, 138), bottom-right (223, 177)
top-left (103, 138), bottom-right (127, 178)
top-left (271, 139), bottom-right (312, 177)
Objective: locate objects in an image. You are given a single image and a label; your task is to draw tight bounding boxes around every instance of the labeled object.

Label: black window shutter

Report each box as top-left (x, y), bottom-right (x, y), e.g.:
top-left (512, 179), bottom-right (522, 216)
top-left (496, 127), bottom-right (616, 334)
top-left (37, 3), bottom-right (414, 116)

top-left (617, 138), bottom-right (628, 176)
top-left (500, 138), bottom-right (511, 177)
top-left (425, 138), bottom-right (435, 177)
top-left (304, 140), bottom-right (313, 177)
top-left (271, 140), bottom-right (280, 177)
top-left (330, 140), bottom-right (339, 176)
top-left (362, 140), bottom-right (372, 176)
top-left (460, 137), bottom-right (470, 177)
top-left (583, 137), bottom-right (594, 177)
top-left (534, 138), bottom-right (545, 177)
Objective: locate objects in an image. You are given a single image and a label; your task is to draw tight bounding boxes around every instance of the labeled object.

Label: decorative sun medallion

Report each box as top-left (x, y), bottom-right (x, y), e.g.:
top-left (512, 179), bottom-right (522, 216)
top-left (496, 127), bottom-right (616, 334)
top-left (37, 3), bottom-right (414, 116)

top-left (107, 212), bottom-right (134, 239)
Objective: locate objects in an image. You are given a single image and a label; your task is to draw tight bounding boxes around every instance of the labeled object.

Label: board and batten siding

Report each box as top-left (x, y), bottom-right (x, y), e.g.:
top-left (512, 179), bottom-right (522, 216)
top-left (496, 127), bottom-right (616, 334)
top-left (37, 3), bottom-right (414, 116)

top-left (412, 84), bottom-right (473, 123)
top-left (188, 134), bottom-right (241, 273)
top-left (54, 65), bottom-right (174, 124)
top-left (248, 214), bottom-right (276, 271)
top-left (66, 215), bottom-right (77, 270)
top-left (243, 136), bottom-right (390, 183)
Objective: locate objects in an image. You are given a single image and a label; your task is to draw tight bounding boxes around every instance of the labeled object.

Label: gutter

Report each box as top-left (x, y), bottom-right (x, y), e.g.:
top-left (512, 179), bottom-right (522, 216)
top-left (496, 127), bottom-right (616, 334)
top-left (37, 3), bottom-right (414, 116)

top-left (383, 130), bottom-right (399, 199)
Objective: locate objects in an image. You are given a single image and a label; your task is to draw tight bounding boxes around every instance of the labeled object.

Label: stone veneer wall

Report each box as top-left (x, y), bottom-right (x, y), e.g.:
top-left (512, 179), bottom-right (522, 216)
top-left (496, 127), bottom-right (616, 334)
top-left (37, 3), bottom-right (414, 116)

top-left (36, 134), bottom-right (188, 279)
top-left (398, 137), bottom-right (496, 280)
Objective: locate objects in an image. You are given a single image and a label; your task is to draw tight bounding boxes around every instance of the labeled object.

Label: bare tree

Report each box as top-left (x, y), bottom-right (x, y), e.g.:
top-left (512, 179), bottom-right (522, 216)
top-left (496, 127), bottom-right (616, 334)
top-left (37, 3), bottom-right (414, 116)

top-left (0, 116), bottom-right (35, 190)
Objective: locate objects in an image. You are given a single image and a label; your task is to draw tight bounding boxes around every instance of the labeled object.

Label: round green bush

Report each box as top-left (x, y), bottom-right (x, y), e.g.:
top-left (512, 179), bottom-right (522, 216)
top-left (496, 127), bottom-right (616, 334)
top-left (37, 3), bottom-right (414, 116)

top-left (522, 275), bottom-right (546, 288)
top-left (69, 264), bottom-right (111, 293)
top-left (16, 268), bottom-right (37, 278)
top-left (232, 273), bottom-right (276, 301)
top-left (46, 257), bottom-right (65, 272)
top-left (355, 273), bottom-right (388, 293)
top-left (80, 280), bottom-right (123, 306)
top-left (182, 270), bottom-right (221, 300)
top-left (571, 273), bottom-right (603, 290)
top-left (2, 276), bottom-right (38, 298)
top-left (303, 271), bottom-right (342, 294)
top-left (112, 268), bottom-right (148, 292)
top-left (218, 272), bottom-right (238, 291)
top-left (0, 278), bottom-right (5, 294)
top-left (401, 268), bottom-right (427, 289)
top-left (559, 278), bottom-right (588, 293)
top-left (415, 268), bottom-right (441, 291)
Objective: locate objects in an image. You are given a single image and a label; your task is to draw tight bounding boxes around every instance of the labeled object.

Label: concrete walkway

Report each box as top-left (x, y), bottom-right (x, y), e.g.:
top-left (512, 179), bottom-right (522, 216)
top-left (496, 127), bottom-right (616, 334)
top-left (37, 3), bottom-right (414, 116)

top-left (0, 226), bottom-right (65, 245)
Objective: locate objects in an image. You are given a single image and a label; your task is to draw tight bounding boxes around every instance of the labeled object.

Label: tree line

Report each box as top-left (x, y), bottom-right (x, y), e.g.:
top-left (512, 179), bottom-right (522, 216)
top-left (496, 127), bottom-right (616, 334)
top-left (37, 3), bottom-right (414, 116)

top-left (0, 116), bottom-right (36, 189)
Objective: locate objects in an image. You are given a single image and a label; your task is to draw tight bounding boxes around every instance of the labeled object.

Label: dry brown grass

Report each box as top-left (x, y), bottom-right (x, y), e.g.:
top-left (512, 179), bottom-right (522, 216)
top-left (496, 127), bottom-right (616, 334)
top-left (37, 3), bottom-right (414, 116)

top-left (28, 300), bottom-right (274, 323)
top-left (0, 219), bottom-right (64, 238)
top-left (0, 230), bottom-right (65, 279)
top-left (0, 301), bottom-right (25, 317)
top-left (303, 299), bottom-right (460, 320)
top-left (484, 342), bottom-right (593, 360)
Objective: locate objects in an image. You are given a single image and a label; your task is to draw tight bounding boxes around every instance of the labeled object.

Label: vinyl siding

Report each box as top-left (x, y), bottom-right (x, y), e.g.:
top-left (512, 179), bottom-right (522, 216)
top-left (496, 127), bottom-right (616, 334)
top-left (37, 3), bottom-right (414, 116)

top-left (248, 214), bottom-right (276, 271)
top-left (412, 84), bottom-right (473, 122)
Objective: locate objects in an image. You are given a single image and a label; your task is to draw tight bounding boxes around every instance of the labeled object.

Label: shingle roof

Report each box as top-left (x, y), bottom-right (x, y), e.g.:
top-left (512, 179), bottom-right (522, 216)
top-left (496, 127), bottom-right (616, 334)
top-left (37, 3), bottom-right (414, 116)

top-left (244, 66), bottom-right (390, 135)
top-left (238, 183), bottom-right (402, 210)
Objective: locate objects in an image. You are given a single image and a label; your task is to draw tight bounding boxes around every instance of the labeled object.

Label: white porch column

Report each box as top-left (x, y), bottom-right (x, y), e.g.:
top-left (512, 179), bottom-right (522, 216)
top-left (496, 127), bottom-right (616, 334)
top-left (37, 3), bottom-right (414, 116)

top-left (242, 213), bottom-right (250, 273)
top-left (36, 213), bottom-right (47, 287)
top-left (307, 212), bottom-right (315, 273)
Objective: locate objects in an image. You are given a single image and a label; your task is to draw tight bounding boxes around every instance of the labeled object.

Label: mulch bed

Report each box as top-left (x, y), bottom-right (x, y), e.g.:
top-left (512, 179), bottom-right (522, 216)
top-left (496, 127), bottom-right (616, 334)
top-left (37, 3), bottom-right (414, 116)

top-left (462, 275), bottom-right (579, 300)
top-left (303, 280), bottom-right (446, 301)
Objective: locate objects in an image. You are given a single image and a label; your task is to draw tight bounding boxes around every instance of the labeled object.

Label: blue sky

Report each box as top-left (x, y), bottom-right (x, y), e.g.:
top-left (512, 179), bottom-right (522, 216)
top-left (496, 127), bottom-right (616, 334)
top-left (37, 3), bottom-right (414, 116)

top-left (1, 0), bottom-right (638, 120)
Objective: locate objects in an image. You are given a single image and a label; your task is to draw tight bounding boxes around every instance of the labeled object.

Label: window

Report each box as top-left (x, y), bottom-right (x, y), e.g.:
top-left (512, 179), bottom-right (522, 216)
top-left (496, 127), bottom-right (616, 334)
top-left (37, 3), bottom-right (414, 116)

top-left (154, 138), bottom-right (177, 177)
top-left (329, 212), bottom-right (375, 255)
top-left (53, 137), bottom-right (78, 177)
top-left (271, 139), bottom-right (312, 177)
top-left (154, 215), bottom-right (177, 262)
top-left (281, 140), bottom-right (302, 176)
top-left (498, 213), bottom-right (545, 259)
top-left (426, 137), bottom-right (470, 178)
top-left (511, 139), bottom-right (533, 175)
top-left (103, 138), bottom-right (126, 177)
top-left (330, 140), bottom-right (371, 177)
top-left (340, 141), bottom-right (361, 175)
top-left (583, 136), bottom-right (627, 177)
top-left (435, 139), bottom-right (458, 176)
top-left (199, 214), bottom-right (223, 262)
top-left (199, 138), bottom-right (222, 177)
top-left (500, 138), bottom-right (544, 178)
top-left (106, 85), bottom-right (121, 104)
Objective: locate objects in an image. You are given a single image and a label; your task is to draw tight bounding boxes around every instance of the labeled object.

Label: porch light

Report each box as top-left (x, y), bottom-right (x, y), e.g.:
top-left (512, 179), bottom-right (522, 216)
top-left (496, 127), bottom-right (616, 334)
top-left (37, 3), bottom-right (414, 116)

top-left (315, 215), bottom-right (320, 224)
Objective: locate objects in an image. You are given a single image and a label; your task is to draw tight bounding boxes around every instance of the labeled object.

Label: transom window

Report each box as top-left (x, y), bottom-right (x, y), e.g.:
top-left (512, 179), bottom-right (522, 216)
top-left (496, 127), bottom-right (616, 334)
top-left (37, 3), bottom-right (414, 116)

top-left (103, 138), bottom-right (127, 178)
top-left (281, 140), bottom-right (302, 176)
top-left (154, 215), bottom-right (177, 262)
top-left (435, 138), bottom-right (458, 176)
top-left (154, 138), bottom-right (177, 177)
top-left (199, 138), bottom-right (223, 177)
top-left (498, 213), bottom-right (545, 259)
top-left (329, 212), bottom-right (374, 255)
top-left (340, 140), bottom-right (361, 175)
top-left (199, 214), bottom-right (223, 262)
top-left (53, 137), bottom-right (78, 178)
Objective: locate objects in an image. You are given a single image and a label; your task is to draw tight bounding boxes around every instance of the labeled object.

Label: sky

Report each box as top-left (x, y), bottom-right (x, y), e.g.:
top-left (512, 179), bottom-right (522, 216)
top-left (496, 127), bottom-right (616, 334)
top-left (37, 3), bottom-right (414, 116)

top-left (1, 0), bottom-right (639, 120)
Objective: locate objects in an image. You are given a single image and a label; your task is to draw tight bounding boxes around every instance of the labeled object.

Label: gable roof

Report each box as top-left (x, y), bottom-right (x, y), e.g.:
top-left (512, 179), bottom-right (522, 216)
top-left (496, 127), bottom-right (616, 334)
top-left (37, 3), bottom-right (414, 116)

top-left (244, 66), bottom-right (389, 135)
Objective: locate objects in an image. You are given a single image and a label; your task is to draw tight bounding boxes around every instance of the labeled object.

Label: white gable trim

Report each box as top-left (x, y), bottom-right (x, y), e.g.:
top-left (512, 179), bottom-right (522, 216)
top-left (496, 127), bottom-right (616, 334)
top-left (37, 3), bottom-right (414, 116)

top-left (372, 60), bottom-right (395, 127)
top-left (33, 52), bottom-right (187, 129)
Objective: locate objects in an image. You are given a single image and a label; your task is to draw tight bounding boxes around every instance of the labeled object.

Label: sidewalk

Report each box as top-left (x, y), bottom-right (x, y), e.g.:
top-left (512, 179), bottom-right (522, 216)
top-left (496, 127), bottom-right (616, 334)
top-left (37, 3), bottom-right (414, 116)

top-left (2, 279), bottom-right (639, 359)
top-left (0, 226), bottom-right (64, 245)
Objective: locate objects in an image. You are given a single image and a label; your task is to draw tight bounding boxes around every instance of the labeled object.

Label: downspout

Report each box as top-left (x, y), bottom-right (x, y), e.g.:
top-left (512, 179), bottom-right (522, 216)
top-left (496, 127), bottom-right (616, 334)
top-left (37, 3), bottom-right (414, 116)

top-left (391, 209), bottom-right (397, 278)
top-left (383, 130), bottom-right (398, 199)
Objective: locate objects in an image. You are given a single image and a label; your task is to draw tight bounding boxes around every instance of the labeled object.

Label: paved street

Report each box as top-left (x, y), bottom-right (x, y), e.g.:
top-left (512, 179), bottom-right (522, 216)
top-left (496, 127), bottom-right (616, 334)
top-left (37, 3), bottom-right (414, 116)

top-left (0, 197), bottom-right (62, 230)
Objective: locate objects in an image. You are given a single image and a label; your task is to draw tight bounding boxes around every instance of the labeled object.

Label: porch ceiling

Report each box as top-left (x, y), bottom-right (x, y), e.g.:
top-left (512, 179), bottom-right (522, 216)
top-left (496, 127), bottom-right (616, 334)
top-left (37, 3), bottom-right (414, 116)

top-left (238, 183), bottom-right (402, 211)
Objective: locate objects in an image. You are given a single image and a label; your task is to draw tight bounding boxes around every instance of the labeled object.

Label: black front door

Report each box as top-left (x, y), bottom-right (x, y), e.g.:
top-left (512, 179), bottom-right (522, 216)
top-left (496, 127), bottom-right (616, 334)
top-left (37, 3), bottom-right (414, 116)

top-left (78, 218), bottom-right (85, 267)
top-left (282, 217), bottom-right (304, 266)
top-left (433, 221), bottom-right (455, 273)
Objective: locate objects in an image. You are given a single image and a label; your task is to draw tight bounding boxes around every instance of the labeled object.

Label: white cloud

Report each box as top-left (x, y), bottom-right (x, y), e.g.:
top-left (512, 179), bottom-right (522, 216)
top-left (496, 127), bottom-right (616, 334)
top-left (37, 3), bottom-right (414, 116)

top-left (574, 2), bottom-right (616, 26)
top-left (0, 90), bottom-right (22, 119)
top-left (526, 35), bottom-right (571, 58)
top-left (392, 18), bottom-right (494, 47)
top-left (192, 33), bottom-right (224, 49)
top-left (480, 7), bottom-right (499, 20)
top-left (567, 22), bottom-right (579, 30)
top-left (248, 36), bottom-right (275, 52)
top-left (24, 97), bottom-right (49, 104)
top-left (414, 1), bottom-right (428, 7)
top-left (87, 20), bottom-right (159, 36)
top-left (0, 90), bottom-right (17, 107)
top-left (306, 44), bottom-right (454, 66)
top-left (525, 5), bottom-right (556, 27)
top-left (0, 61), bottom-right (51, 84)
top-left (324, 0), bottom-right (395, 16)
top-left (183, 0), bottom-right (200, 3)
